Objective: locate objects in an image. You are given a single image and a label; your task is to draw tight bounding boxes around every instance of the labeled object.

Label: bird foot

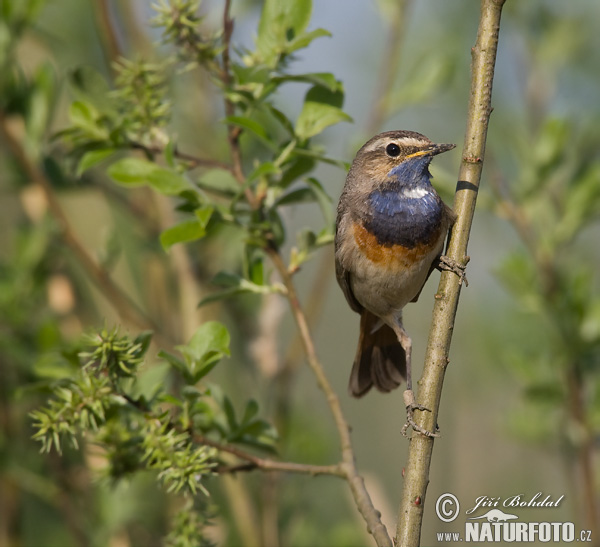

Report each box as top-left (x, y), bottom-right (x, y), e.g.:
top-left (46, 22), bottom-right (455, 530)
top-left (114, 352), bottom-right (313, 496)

top-left (401, 390), bottom-right (440, 438)
top-left (437, 255), bottom-right (470, 287)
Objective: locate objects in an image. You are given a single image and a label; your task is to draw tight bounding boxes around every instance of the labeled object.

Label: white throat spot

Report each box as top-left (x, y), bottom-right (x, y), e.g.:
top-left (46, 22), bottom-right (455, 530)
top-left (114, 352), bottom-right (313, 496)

top-left (402, 187), bottom-right (429, 199)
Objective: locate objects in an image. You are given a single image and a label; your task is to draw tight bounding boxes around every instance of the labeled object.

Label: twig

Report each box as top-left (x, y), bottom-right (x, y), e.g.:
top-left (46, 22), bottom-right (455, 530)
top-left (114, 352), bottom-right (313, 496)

top-left (566, 363), bottom-right (600, 539)
top-left (395, 1), bottom-right (506, 545)
top-left (194, 434), bottom-right (344, 477)
top-left (265, 247), bottom-right (393, 547)
top-left (217, 6), bottom-right (390, 542)
top-left (92, 0), bottom-right (123, 74)
top-left (0, 109), bottom-right (173, 348)
top-left (220, 0), bottom-right (258, 208)
top-left (129, 140), bottom-right (234, 172)
top-left (272, 246), bottom-right (334, 436)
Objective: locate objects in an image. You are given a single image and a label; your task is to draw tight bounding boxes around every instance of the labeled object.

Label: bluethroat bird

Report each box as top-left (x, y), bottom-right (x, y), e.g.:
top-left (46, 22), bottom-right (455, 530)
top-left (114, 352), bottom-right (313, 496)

top-left (335, 130), bottom-right (460, 436)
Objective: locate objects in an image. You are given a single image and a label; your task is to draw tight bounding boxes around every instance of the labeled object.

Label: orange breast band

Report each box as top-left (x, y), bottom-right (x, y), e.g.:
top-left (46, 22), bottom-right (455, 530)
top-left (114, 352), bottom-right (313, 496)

top-left (352, 221), bottom-right (437, 270)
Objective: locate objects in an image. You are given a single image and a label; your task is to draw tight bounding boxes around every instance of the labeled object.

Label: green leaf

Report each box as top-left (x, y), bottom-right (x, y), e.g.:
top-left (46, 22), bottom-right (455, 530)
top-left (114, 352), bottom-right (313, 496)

top-left (274, 178), bottom-right (333, 226)
top-left (69, 66), bottom-right (115, 113)
top-left (553, 164), bottom-right (600, 246)
top-left (267, 105), bottom-right (295, 136)
top-left (267, 208), bottom-right (286, 247)
top-left (158, 350), bottom-right (189, 378)
top-left (76, 148), bottom-right (117, 176)
top-left (211, 271), bottom-right (247, 288)
top-left (224, 115), bottom-right (277, 150)
top-left (130, 362), bottom-right (170, 402)
top-left (246, 254), bottom-right (264, 286)
top-left (164, 138), bottom-right (177, 168)
top-left (198, 270), bottom-right (281, 307)
top-left (160, 218), bottom-right (206, 251)
top-left (27, 63), bottom-right (55, 147)
top-left (147, 168), bottom-right (191, 195)
top-left (194, 204), bottom-right (214, 227)
top-left (581, 298), bottom-right (600, 343)
top-left (197, 287), bottom-right (247, 307)
top-left (32, 354), bottom-right (78, 380)
top-left (316, 225), bottom-right (335, 246)
top-left (524, 382), bottom-right (564, 405)
top-left (160, 203), bottom-right (214, 251)
top-left (275, 187), bottom-right (317, 207)
top-left (247, 161), bottom-right (280, 182)
top-left (108, 157), bottom-right (191, 195)
top-left (272, 72), bottom-right (341, 92)
top-left (255, 0), bottom-right (313, 67)
top-left (107, 157), bottom-right (158, 184)
top-left (293, 147), bottom-right (349, 170)
top-left (133, 331), bottom-right (153, 357)
top-left (287, 28), bottom-right (331, 54)
top-left (223, 396), bottom-right (238, 432)
top-left (184, 322), bottom-right (231, 363)
top-left (295, 85), bottom-right (352, 140)
top-left (68, 101), bottom-right (108, 140)
top-left (279, 155), bottom-right (316, 188)
top-left (173, 322), bottom-right (231, 384)
top-left (197, 168), bottom-right (240, 196)
top-left (241, 399), bottom-right (259, 426)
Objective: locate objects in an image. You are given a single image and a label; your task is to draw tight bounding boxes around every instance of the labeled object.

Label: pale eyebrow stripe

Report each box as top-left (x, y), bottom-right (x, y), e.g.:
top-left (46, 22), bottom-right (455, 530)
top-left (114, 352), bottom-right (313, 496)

top-left (361, 137), bottom-right (430, 154)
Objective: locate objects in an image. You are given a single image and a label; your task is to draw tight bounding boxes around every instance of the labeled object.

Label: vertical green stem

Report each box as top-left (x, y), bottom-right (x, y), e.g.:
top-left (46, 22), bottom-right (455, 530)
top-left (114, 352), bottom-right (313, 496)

top-left (395, 1), bottom-right (507, 545)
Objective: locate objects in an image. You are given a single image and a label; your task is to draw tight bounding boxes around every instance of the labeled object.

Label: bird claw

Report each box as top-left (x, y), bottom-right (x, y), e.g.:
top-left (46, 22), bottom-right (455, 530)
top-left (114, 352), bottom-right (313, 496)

top-left (437, 255), bottom-right (469, 287)
top-left (401, 390), bottom-right (440, 438)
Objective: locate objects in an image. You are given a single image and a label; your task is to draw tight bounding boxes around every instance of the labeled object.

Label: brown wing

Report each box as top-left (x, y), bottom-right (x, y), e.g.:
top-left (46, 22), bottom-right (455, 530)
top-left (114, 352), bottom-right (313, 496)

top-left (335, 256), bottom-right (363, 313)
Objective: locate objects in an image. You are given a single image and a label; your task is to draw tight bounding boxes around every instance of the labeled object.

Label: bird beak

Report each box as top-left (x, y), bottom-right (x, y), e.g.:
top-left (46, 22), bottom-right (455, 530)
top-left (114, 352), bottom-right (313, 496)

top-left (406, 143), bottom-right (456, 159)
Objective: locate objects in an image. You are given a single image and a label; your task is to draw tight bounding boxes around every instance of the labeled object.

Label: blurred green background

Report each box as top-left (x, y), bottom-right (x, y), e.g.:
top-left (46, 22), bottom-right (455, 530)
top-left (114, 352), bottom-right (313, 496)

top-left (1, 0), bottom-right (600, 545)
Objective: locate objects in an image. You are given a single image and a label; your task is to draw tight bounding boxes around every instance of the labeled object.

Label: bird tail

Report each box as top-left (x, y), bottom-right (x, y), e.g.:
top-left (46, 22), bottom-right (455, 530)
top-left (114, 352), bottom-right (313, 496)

top-left (348, 311), bottom-right (406, 398)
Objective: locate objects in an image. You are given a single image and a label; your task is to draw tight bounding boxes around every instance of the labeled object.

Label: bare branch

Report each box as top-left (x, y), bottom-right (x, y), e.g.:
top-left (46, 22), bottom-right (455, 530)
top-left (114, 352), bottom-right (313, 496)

top-left (92, 0), bottom-right (122, 71)
top-left (395, 1), bottom-right (507, 545)
top-left (129, 140), bottom-right (234, 172)
top-left (265, 247), bottom-right (393, 547)
top-left (220, 0), bottom-right (258, 208)
top-left (194, 434), bottom-right (344, 477)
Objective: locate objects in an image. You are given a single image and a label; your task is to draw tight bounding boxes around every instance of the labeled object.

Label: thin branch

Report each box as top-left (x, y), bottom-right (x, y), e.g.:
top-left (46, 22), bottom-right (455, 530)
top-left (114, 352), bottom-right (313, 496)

top-left (395, 1), bottom-right (507, 545)
top-left (194, 434), bottom-right (344, 477)
top-left (220, 0), bottom-right (258, 208)
top-left (216, 6), bottom-right (389, 543)
top-left (272, 246), bottom-right (334, 435)
top-left (129, 140), bottom-right (234, 172)
top-left (92, 0), bottom-right (123, 75)
top-left (265, 246), bottom-right (393, 547)
top-left (0, 110), bottom-right (173, 348)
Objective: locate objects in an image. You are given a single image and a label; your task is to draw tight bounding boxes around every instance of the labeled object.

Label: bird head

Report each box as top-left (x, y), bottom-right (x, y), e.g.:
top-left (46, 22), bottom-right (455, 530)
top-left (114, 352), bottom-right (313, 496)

top-left (351, 130), bottom-right (455, 183)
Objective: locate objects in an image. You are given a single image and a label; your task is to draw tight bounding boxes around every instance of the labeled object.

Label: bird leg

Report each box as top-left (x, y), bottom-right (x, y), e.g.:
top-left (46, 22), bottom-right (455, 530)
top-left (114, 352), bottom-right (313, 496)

top-left (436, 254), bottom-right (470, 287)
top-left (390, 323), bottom-right (439, 438)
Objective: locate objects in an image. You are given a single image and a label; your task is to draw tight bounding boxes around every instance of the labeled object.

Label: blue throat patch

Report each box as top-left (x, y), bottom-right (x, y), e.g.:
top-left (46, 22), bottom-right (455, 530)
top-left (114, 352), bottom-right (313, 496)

top-left (364, 156), bottom-right (443, 248)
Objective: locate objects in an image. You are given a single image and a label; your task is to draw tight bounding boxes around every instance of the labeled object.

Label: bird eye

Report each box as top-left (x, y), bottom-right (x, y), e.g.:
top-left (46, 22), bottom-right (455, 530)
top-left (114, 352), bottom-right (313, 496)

top-left (386, 143), bottom-right (401, 157)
